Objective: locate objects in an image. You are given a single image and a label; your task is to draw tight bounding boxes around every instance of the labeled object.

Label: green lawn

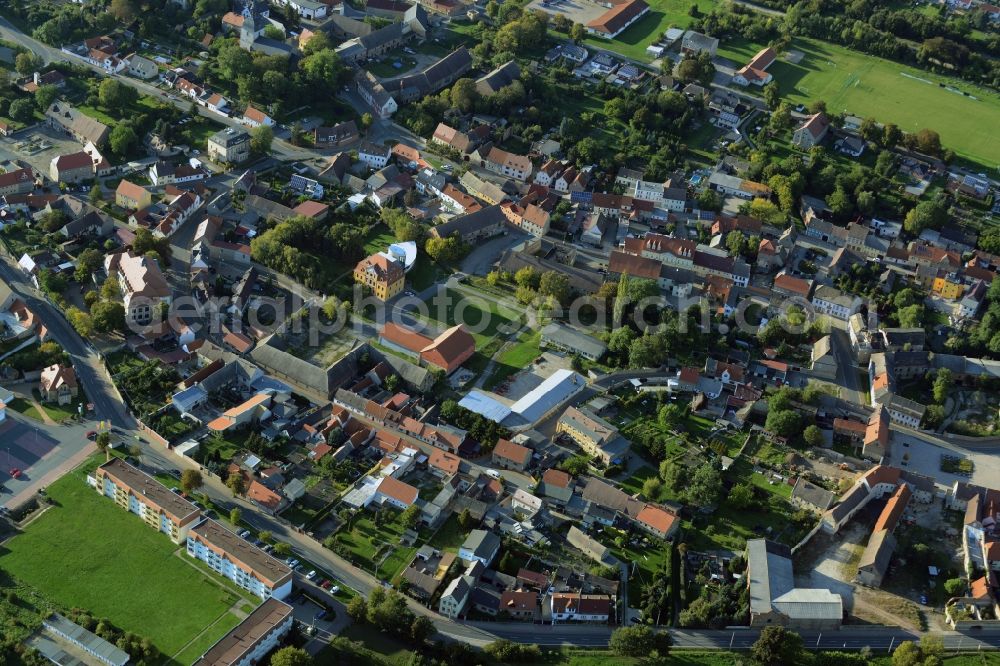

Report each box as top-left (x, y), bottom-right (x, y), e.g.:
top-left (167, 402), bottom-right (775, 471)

top-left (426, 514), bottom-right (467, 553)
top-left (606, 526), bottom-right (671, 600)
top-left (332, 624), bottom-right (416, 665)
top-left (724, 36), bottom-right (1000, 169)
top-left (360, 224), bottom-right (448, 291)
top-left (581, 0), bottom-right (718, 61)
top-left (615, 464), bottom-right (661, 498)
top-left (37, 395), bottom-right (88, 422)
top-left (332, 511), bottom-right (418, 581)
top-left (362, 227), bottom-right (397, 256)
top-left (407, 254), bottom-right (448, 291)
top-left (5, 396), bottom-right (44, 421)
top-left (483, 328), bottom-right (541, 390)
top-left (0, 456), bottom-right (246, 659)
top-left (369, 55), bottom-right (417, 78)
top-left (170, 616), bottom-right (243, 665)
top-left (422, 287), bottom-right (521, 347)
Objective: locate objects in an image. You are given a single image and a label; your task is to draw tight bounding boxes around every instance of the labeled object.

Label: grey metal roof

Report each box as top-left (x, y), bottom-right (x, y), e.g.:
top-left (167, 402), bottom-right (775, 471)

top-left (828, 482), bottom-right (870, 523)
top-left (857, 528), bottom-right (896, 574)
top-left (746, 538), bottom-right (794, 616)
top-left (791, 477), bottom-right (835, 511)
top-left (541, 322), bottom-right (607, 360)
top-left (475, 60), bottom-right (520, 96)
top-left (43, 614), bottom-right (130, 666)
top-left (462, 529), bottom-right (501, 559)
top-left (250, 335), bottom-right (335, 397)
top-left (431, 204), bottom-right (505, 240)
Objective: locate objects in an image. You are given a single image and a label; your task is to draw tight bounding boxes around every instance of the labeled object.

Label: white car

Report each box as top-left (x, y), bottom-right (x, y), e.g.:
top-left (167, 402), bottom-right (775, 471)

top-left (306, 570), bottom-right (317, 580)
top-left (485, 469), bottom-right (501, 480)
top-left (329, 585), bottom-right (340, 594)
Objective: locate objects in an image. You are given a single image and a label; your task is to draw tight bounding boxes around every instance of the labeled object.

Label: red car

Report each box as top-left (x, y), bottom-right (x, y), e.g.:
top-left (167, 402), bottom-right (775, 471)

top-left (9, 468), bottom-right (21, 479)
top-left (320, 580), bottom-right (332, 590)
top-left (86, 431), bottom-right (97, 440)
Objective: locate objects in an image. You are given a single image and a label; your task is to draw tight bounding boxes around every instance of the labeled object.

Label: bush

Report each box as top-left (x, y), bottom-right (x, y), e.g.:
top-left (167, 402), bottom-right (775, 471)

top-left (483, 640), bottom-right (541, 662)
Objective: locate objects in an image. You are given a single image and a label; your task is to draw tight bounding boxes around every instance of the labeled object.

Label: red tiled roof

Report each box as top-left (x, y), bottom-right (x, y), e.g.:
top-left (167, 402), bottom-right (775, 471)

top-left (635, 504), bottom-right (678, 535)
top-left (376, 476), bottom-right (418, 505)
top-left (873, 483), bottom-right (911, 533)
top-left (293, 200), bottom-right (329, 218)
top-left (773, 273), bottom-right (812, 297)
top-left (608, 249), bottom-right (661, 280)
top-left (542, 468), bottom-right (572, 488)
top-left (863, 465), bottom-right (902, 489)
top-left (247, 480), bottom-right (283, 510)
top-left (428, 448), bottom-right (460, 475)
top-left (678, 367), bottom-right (700, 385)
top-left (587, 0), bottom-right (648, 34)
top-left (243, 106), bottom-right (268, 124)
top-left (493, 438), bottom-right (531, 465)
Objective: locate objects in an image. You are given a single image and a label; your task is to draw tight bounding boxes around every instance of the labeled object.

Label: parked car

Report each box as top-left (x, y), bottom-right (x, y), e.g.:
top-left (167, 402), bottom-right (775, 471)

top-left (329, 585), bottom-right (340, 595)
top-left (306, 570), bottom-right (317, 580)
top-left (8, 468), bottom-right (21, 479)
top-left (314, 609), bottom-right (328, 621)
top-left (86, 431), bottom-right (97, 440)
top-left (239, 530), bottom-right (252, 539)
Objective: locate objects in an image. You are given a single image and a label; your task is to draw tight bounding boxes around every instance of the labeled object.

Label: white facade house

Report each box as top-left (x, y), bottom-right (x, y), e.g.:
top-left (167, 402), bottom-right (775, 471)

top-left (273, 0), bottom-right (328, 19)
top-left (359, 143), bottom-right (391, 170)
top-left (439, 574), bottom-right (473, 619)
top-left (459, 529), bottom-right (501, 566)
top-left (811, 286), bottom-right (860, 320)
top-left (187, 520), bottom-right (293, 600)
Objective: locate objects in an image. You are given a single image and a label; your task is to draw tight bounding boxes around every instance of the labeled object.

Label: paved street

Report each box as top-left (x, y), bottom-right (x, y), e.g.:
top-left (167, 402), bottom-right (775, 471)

top-left (0, 252), bottom-right (133, 430)
top-left (830, 327), bottom-right (865, 405)
top-left (0, 17), bottom-right (312, 162)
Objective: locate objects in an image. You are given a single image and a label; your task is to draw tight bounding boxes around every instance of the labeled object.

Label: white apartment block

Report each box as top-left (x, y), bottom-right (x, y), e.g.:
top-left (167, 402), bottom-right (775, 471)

top-left (193, 598), bottom-right (294, 666)
top-left (187, 519), bottom-right (293, 600)
top-left (93, 459), bottom-right (202, 544)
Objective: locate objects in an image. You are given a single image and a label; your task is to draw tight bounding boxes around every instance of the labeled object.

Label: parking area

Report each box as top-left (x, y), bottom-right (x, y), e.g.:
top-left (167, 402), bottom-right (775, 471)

top-left (0, 412), bottom-right (98, 506)
top-left (1, 126), bottom-right (88, 175)
top-left (288, 586), bottom-right (342, 646)
top-left (889, 431), bottom-right (1000, 490)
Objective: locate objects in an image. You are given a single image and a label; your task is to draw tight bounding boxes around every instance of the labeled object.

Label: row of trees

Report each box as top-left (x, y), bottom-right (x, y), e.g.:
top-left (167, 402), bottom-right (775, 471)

top-left (439, 399), bottom-right (511, 448)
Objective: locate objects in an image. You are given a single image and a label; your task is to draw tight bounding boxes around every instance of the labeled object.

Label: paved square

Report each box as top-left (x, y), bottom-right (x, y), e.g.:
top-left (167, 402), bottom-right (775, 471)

top-left (0, 418), bottom-right (59, 480)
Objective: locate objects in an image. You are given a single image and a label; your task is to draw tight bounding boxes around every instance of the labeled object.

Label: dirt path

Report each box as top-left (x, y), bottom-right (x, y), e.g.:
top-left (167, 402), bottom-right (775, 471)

top-left (798, 524), bottom-right (924, 631)
top-left (852, 589), bottom-right (922, 631)
top-left (28, 398), bottom-right (57, 426)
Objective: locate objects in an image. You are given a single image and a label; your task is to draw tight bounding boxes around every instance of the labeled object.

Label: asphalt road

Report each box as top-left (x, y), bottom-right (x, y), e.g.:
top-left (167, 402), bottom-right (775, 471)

top-left (0, 251), bottom-right (133, 429)
top-left (830, 327), bottom-right (864, 405)
top-left (0, 17), bottom-right (312, 161)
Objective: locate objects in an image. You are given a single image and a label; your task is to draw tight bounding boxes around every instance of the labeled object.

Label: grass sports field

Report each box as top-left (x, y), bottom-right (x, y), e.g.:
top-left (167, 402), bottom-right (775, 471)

top-left (721, 37), bottom-right (1000, 169)
top-left (0, 456), bottom-right (245, 661)
top-left (582, 0), bottom-right (716, 61)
